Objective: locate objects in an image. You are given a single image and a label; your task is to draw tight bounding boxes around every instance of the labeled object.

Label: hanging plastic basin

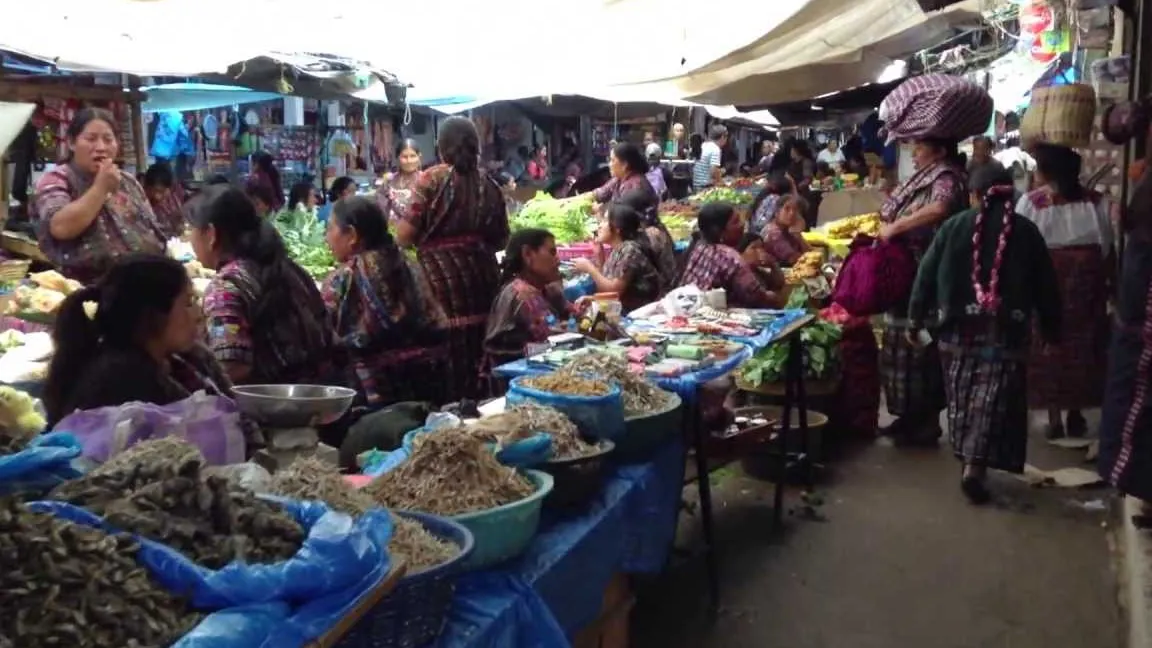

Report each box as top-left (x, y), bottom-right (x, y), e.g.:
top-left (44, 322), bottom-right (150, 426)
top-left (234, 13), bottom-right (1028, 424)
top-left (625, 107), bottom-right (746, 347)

top-left (614, 393), bottom-right (683, 463)
top-left (337, 511), bottom-right (474, 648)
top-left (450, 470), bottom-right (553, 569)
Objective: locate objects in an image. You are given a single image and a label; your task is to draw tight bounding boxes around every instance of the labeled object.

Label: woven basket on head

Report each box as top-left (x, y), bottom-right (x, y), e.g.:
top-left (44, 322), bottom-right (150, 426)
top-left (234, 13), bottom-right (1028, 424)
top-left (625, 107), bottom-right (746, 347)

top-left (1021, 84), bottom-right (1098, 149)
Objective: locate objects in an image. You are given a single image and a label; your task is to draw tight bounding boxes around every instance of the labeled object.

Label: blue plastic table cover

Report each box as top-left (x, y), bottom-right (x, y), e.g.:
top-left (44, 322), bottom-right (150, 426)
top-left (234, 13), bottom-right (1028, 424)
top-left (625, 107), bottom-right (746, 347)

top-left (494, 346), bottom-right (751, 402)
top-left (440, 438), bottom-right (685, 648)
top-left (625, 308), bottom-right (809, 351)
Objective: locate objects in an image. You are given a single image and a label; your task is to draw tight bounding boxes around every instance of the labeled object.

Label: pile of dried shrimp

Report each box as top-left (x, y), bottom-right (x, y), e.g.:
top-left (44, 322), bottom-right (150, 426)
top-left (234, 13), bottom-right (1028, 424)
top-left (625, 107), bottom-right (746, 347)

top-left (520, 373), bottom-right (611, 397)
top-left (390, 515), bottom-right (458, 573)
top-left (364, 427), bottom-right (534, 516)
top-left (559, 351), bottom-right (670, 415)
top-left (470, 404), bottom-right (599, 460)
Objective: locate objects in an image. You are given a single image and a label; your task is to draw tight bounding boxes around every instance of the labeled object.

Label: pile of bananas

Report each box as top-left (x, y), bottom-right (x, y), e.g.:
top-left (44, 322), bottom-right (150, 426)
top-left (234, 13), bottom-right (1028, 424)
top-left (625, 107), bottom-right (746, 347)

top-left (785, 251), bottom-right (825, 283)
top-left (824, 212), bottom-right (881, 238)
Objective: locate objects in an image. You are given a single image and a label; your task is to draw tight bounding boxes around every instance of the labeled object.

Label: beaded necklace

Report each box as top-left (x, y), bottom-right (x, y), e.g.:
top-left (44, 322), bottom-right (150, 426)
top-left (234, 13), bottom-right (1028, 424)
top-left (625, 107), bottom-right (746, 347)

top-left (971, 185), bottom-right (1016, 314)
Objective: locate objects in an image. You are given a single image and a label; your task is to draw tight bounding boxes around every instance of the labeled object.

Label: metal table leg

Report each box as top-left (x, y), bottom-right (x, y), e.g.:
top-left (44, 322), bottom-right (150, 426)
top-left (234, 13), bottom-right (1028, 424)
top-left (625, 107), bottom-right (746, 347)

top-left (688, 393), bottom-right (720, 609)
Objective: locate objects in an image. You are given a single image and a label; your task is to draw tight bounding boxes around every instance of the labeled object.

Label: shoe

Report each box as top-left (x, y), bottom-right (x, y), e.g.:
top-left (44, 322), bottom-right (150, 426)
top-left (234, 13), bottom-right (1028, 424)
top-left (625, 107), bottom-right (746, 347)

top-left (960, 476), bottom-right (992, 505)
top-left (1043, 423), bottom-right (1065, 440)
top-left (879, 417), bottom-right (908, 437)
top-left (1066, 411), bottom-right (1088, 438)
top-left (893, 419), bottom-right (942, 447)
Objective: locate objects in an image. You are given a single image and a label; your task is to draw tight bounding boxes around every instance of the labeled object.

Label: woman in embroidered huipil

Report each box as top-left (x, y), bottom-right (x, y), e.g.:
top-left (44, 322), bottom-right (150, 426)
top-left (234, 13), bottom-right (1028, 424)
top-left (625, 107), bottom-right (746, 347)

top-left (590, 142), bottom-right (659, 219)
top-left (32, 108), bottom-right (166, 283)
top-left (908, 166), bottom-right (1061, 504)
top-left (678, 203), bottom-right (782, 308)
top-left (377, 139), bottom-right (424, 225)
top-left (324, 196), bottom-right (450, 407)
top-left (571, 204), bottom-right (662, 313)
top-left (188, 185), bottom-right (331, 386)
top-left (760, 194), bottom-right (811, 266)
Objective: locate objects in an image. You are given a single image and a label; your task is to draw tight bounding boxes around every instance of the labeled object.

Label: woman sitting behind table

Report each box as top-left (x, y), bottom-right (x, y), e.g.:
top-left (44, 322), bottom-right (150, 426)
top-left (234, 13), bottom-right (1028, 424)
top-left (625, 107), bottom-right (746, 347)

top-left (619, 189), bottom-right (677, 291)
top-left (319, 176), bottom-right (357, 224)
top-left (323, 196), bottom-right (451, 407)
top-left (43, 255), bottom-right (231, 428)
top-left (747, 174), bottom-right (795, 236)
top-left (760, 194), bottom-right (812, 266)
top-left (736, 234), bottom-right (786, 293)
top-left (483, 229), bottom-right (578, 370)
top-left (678, 202), bottom-right (783, 309)
top-left (572, 204), bottom-right (663, 313)
top-left (187, 185), bottom-right (332, 385)
top-left (32, 108), bottom-right (166, 284)
top-left (142, 161), bottom-right (186, 238)
top-left (590, 142), bottom-right (659, 219)
top-left (286, 181), bottom-right (318, 216)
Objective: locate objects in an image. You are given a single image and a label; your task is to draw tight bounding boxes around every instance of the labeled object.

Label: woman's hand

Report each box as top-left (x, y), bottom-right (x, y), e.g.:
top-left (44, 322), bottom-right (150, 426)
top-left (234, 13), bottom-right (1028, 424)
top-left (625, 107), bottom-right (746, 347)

top-left (95, 160), bottom-right (121, 195)
top-left (879, 222), bottom-right (901, 241)
top-left (571, 258), bottom-right (596, 275)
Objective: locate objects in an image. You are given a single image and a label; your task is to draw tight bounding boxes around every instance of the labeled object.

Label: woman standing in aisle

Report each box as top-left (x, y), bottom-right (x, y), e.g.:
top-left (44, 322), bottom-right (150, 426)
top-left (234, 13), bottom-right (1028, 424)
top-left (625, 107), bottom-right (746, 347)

top-left (324, 196), bottom-right (450, 407)
top-left (572, 204), bottom-right (662, 312)
top-left (188, 185), bottom-right (331, 385)
top-left (908, 166), bottom-right (1061, 503)
top-left (246, 151), bottom-right (284, 213)
top-left (678, 203), bottom-right (782, 308)
top-left (1017, 144), bottom-right (1114, 439)
top-left (377, 139), bottom-right (424, 224)
top-left (396, 116), bottom-right (509, 402)
top-left (590, 142), bottom-right (659, 218)
top-left (870, 75), bottom-right (990, 446)
top-left (32, 108), bottom-right (166, 283)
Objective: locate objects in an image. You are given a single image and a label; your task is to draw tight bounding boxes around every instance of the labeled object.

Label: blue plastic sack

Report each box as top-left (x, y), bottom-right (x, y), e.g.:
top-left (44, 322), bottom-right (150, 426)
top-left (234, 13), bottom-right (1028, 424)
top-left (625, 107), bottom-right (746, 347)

top-left (172, 602), bottom-right (290, 648)
top-left (495, 433), bottom-right (553, 467)
top-left (506, 375), bottom-right (626, 441)
top-left (28, 499), bottom-right (393, 612)
top-left (563, 275), bottom-right (596, 302)
top-left (0, 432), bottom-right (83, 496)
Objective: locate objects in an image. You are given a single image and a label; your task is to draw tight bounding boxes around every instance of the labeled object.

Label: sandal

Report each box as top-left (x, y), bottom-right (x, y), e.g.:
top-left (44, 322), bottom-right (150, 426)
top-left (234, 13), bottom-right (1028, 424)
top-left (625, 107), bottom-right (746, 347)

top-left (1066, 411), bottom-right (1089, 438)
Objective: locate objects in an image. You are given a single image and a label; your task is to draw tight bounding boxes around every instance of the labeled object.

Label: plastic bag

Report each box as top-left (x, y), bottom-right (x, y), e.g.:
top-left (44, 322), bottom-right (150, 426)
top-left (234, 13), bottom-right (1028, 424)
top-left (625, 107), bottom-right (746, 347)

top-left (57, 392), bottom-right (247, 466)
top-left (27, 498), bottom-right (393, 611)
top-left (172, 602), bottom-right (290, 648)
top-left (563, 275), bottom-right (596, 302)
top-left (0, 431), bottom-right (83, 496)
top-left (506, 375), bottom-right (625, 441)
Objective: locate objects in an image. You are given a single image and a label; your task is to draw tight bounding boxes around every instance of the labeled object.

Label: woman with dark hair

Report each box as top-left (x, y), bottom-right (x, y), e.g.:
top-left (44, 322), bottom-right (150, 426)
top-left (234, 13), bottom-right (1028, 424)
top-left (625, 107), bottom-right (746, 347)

top-left (142, 161), bottom-right (185, 238)
top-left (735, 234), bottom-right (786, 292)
top-left (572, 204), bottom-right (662, 312)
top-left (245, 180), bottom-right (281, 219)
top-left (246, 151), bottom-right (283, 212)
top-left (788, 140), bottom-right (817, 188)
top-left (760, 194), bottom-right (811, 266)
top-left (324, 196), bottom-right (450, 407)
top-left (908, 165), bottom-right (1060, 503)
top-left (31, 108), bottom-right (166, 282)
top-left (396, 116), bottom-right (509, 402)
top-left (287, 181), bottom-right (318, 214)
top-left (378, 139), bottom-right (424, 223)
top-left (590, 142), bottom-right (659, 218)
top-left (483, 228), bottom-right (576, 371)
top-left (319, 176), bottom-right (358, 224)
top-left (678, 203), bottom-right (782, 308)
top-left (1017, 143), bottom-right (1114, 439)
top-left (187, 185), bottom-right (331, 385)
top-left (43, 255), bottom-right (231, 428)
top-left (748, 174), bottom-right (795, 236)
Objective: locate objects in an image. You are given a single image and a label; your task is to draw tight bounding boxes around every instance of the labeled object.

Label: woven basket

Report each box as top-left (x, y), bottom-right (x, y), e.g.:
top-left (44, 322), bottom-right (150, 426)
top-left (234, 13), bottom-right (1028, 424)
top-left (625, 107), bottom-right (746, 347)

top-left (0, 260), bottom-right (30, 284)
top-left (1021, 84), bottom-right (1098, 149)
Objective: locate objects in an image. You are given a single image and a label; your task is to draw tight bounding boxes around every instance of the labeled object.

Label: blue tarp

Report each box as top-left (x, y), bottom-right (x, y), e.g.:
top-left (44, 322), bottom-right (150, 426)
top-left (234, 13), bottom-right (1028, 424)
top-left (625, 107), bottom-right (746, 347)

top-left (441, 439), bottom-right (685, 647)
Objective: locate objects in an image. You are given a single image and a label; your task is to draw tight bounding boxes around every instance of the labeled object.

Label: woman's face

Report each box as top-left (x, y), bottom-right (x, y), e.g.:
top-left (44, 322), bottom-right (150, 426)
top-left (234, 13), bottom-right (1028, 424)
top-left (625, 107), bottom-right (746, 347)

top-left (398, 147), bottom-right (421, 174)
top-left (525, 237), bottom-right (560, 283)
top-left (305, 188), bottom-right (318, 209)
top-left (672, 124), bottom-right (684, 140)
top-left (325, 219), bottom-right (358, 263)
top-left (722, 212), bottom-right (743, 246)
top-left (776, 202), bottom-right (799, 229)
top-left (608, 151), bottom-right (626, 178)
top-left (188, 225), bottom-right (220, 269)
top-left (596, 220), bottom-right (615, 244)
top-left (158, 284), bottom-right (201, 355)
top-left (790, 147), bottom-right (802, 161)
top-left (339, 183), bottom-right (358, 200)
top-left (912, 140), bottom-right (943, 170)
top-left (70, 118), bottom-right (119, 174)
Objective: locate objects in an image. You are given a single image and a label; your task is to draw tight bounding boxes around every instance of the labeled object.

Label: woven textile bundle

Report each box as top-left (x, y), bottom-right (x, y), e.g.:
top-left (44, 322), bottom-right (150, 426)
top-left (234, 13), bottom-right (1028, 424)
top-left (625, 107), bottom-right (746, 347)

top-left (880, 74), bottom-right (993, 144)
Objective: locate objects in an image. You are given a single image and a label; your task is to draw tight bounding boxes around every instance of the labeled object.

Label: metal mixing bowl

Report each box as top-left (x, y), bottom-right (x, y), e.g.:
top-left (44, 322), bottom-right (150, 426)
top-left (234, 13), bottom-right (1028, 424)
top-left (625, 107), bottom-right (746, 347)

top-left (231, 384), bottom-right (356, 428)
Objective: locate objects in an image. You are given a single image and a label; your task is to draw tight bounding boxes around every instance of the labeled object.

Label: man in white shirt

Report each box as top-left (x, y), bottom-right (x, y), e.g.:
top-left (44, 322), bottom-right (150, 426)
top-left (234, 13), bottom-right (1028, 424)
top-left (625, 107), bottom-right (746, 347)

top-left (994, 137), bottom-right (1036, 196)
top-left (816, 140), bottom-right (846, 167)
top-left (693, 124), bottom-right (728, 191)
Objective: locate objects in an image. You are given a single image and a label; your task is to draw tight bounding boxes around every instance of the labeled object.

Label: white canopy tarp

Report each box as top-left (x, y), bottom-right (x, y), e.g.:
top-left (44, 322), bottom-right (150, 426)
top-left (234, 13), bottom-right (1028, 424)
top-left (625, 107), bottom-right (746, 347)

top-left (606, 0), bottom-right (983, 105)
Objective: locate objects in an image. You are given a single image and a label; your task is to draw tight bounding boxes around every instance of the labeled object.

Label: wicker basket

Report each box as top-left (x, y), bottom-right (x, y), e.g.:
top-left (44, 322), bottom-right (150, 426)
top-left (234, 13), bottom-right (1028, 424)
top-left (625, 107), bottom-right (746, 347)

top-left (0, 259), bottom-right (30, 284)
top-left (1021, 84), bottom-right (1098, 149)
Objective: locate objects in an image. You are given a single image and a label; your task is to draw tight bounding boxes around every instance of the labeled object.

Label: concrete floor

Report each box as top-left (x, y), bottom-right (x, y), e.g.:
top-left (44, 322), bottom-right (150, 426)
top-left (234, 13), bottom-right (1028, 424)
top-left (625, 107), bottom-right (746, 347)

top-left (632, 414), bottom-right (1123, 648)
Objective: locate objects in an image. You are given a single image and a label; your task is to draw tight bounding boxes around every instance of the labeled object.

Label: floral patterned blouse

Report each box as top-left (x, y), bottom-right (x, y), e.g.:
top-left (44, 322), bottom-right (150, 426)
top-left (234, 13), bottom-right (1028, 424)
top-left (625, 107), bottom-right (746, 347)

top-left (483, 278), bottom-right (573, 367)
top-left (602, 239), bottom-right (661, 312)
top-left (32, 164), bottom-right (166, 283)
top-left (760, 222), bottom-right (810, 266)
top-left (879, 161), bottom-right (967, 257)
top-left (678, 242), bottom-right (779, 308)
top-left (202, 257), bottom-right (331, 385)
top-left (592, 172), bottom-right (659, 218)
top-left (376, 171), bottom-right (422, 224)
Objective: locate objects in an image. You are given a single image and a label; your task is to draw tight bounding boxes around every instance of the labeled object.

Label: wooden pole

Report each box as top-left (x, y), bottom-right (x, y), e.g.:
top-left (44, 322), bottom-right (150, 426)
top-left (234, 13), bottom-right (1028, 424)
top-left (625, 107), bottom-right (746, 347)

top-left (127, 75), bottom-right (147, 173)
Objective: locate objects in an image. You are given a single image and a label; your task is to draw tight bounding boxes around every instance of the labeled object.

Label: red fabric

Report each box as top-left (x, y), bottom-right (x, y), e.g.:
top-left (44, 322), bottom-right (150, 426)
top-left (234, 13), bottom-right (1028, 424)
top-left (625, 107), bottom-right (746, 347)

top-left (832, 235), bottom-right (917, 316)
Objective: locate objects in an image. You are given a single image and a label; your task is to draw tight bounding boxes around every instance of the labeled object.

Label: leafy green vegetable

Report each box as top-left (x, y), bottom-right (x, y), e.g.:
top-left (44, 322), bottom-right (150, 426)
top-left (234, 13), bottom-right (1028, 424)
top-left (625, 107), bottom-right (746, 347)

top-left (740, 319), bottom-right (843, 386)
top-left (272, 208), bottom-right (336, 279)
top-left (785, 284), bottom-right (810, 309)
top-left (510, 192), bottom-right (595, 244)
top-left (689, 187), bottom-right (754, 205)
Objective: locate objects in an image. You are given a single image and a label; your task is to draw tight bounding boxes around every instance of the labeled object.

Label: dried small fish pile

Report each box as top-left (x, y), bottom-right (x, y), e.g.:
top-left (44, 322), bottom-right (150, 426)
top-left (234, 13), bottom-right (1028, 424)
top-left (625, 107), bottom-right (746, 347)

top-left (390, 515), bottom-right (458, 573)
top-left (270, 457), bottom-right (378, 516)
top-left (520, 372), bottom-right (611, 397)
top-left (49, 438), bottom-right (207, 515)
top-left (0, 500), bottom-right (201, 647)
top-left (471, 404), bottom-right (598, 460)
top-left (559, 352), bottom-right (670, 415)
top-left (365, 427), bottom-right (534, 516)
top-left (0, 425), bottom-right (33, 455)
top-left (101, 462), bottom-right (305, 569)
top-left (94, 436), bottom-right (204, 477)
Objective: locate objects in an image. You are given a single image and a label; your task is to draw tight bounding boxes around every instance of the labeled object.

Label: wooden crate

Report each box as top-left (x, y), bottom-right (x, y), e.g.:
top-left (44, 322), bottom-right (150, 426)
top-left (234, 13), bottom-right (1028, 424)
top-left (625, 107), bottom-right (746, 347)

top-left (572, 574), bottom-right (633, 648)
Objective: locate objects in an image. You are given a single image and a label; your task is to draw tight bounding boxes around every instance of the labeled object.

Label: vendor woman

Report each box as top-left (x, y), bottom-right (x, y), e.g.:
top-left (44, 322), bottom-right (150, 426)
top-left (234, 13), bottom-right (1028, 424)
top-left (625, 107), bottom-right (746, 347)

top-left (32, 108), bottom-right (166, 283)
top-left (678, 202), bottom-right (783, 308)
top-left (590, 142), bottom-right (659, 218)
top-left (760, 194), bottom-right (811, 266)
top-left (872, 75), bottom-right (985, 445)
top-left (483, 228), bottom-right (578, 370)
top-left (377, 139), bottom-right (424, 223)
top-left (572, 204), bottom-right (662, 312)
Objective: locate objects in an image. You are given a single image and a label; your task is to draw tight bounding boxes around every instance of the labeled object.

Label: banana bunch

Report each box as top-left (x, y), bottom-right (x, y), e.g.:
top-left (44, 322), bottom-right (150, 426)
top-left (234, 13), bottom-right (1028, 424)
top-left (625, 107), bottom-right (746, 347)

top-left (824, 212), bottom-right (881, 239)
top-left (788, 251), bottom-right (825, 282)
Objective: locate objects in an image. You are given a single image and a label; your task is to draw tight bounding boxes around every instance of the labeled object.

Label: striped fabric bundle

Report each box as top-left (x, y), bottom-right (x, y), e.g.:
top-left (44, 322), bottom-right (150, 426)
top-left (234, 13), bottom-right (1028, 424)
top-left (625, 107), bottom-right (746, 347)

top-left (879, 74), bottom-right (994, 145)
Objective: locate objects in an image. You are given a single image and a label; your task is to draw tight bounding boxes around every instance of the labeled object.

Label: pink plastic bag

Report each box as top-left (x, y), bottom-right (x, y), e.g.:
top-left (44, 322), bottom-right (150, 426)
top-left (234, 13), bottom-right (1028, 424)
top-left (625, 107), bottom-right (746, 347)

top-left (56, 392), bottom-right (247, 466)
top-left (832, 235), bottom-right (917, 316)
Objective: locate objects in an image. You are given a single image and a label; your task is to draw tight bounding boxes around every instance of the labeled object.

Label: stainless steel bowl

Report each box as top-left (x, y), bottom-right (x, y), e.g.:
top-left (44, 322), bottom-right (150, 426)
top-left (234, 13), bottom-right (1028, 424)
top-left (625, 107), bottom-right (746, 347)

top-left (231, 384), bottom-right (356, 428)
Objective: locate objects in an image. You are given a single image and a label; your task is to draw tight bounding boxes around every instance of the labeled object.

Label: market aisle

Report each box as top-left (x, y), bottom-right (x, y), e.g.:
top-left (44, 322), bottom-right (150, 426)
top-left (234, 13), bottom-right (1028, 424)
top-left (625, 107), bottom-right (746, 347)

top-left (632, 418), bottom-right (1122, 648)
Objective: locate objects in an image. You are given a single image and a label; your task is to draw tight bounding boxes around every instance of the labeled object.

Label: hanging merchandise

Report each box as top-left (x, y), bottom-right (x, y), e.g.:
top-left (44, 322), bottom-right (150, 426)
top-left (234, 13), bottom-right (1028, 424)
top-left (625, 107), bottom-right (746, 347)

top-left (1017, 0), bottom-right (1070, 65)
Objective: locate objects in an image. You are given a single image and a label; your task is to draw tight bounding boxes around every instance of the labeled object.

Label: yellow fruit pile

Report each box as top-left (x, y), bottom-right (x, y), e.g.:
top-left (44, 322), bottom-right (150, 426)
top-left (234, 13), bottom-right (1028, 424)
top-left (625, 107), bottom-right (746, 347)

top-left (785, 250), bottom-right (825, 283)
top-left (824, 212), bottom-right (881, 238)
